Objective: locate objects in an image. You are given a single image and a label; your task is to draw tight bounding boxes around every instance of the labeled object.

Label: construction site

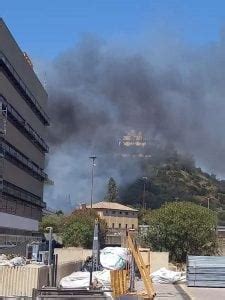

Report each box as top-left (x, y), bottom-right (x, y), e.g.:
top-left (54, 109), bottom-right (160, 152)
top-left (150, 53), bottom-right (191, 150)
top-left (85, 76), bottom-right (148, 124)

top-left (2, 2), bottom-right (225, 299)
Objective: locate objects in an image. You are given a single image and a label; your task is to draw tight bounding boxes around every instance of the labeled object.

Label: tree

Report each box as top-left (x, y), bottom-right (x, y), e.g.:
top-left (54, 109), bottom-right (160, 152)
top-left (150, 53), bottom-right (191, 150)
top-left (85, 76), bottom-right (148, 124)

top-left (39, 214), bottom-right (64, 233)
top-left (104, 177), bottom-right (119, 202)
top-left (142, 202), bottom-right (218, 262)
top-left (62, 209), bottom-right (107, 248)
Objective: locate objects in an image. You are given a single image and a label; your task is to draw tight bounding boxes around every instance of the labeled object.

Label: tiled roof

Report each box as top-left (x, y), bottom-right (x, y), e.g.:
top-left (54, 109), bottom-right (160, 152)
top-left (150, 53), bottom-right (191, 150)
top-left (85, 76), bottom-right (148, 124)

top-left (86, 201), bottom-right (138, 212)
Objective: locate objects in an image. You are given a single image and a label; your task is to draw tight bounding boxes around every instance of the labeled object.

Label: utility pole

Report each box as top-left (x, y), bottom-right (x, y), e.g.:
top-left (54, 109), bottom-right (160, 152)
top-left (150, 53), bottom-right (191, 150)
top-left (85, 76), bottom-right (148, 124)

top-left (89, 156), bottom-right (97, 209)
top-left (142, 177), bottom-right (148, 209)
top-left (46, 226), bottom-right (53, 286)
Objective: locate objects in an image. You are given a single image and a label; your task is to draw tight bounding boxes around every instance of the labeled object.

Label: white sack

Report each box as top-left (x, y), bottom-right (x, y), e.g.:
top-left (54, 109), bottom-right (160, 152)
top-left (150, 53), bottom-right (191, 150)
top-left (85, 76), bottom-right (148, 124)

top-left (100, 247), bottom-right (129, 270)
top-left (9, 257), bottom-right (25, 267)
top-left (151, 267), bottom-right (186, 284)
top-left (0, 256), bottom-right (25, 267)
top-left (94, 269), bottom-right (111, 288)
top-left (60, 270), bottom-right (111, 289)
top-left (60, 271), bottom-right (90, 288)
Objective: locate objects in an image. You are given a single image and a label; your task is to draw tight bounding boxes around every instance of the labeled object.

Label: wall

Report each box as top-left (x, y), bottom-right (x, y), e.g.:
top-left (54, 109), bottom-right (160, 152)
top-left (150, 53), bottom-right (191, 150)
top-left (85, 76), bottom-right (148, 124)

top-left (0, 265), bottom-right (48, 297)
top-left (55, 247), bottom-right (169, 275)
top-left (56, 261), bottom-right (83, 286)
top-left (0, 211), bottom-right (39, 231)
top-left (96, 209), bottom-right (138, 230)
top-left (54, 247), bottom-right (92, 264)
top-left (139, 248), bottom-right (169, 274)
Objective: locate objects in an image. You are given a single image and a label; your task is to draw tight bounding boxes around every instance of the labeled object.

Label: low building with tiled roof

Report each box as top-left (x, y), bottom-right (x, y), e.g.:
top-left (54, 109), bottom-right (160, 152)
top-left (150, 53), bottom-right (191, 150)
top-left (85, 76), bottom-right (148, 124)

top-left (86, 201), bottom-right (138, 212)
top-left (81, 201), bottom-right (138, 245)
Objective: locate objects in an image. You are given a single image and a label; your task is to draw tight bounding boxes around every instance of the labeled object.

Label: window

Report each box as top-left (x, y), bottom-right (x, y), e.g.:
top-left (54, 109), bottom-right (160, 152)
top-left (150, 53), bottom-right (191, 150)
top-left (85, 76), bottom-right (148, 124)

top-left (112, 223), bottom-right (114, 229)
top-left (119, 223), bottom-right (121, 229)
top-left (132, 224), bottom-right (134, 229)
top-left (125, 212), bottom-right (128, 215)
top-left (119, 211), bottom-right (122, 215)
top-left (112, 210), bottom-right (116, 214)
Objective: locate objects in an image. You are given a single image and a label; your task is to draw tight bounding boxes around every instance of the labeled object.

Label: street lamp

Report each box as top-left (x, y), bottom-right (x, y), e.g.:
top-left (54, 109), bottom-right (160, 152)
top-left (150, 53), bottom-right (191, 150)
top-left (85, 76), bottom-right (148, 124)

top-left (142, 177), bottom-right (148, 209)
top-left (89, 156), bottom-right (97, 209)
top-left (46, 226), bottom-right (53, 286)
top-left (46, 226), bottom-right (53, 266)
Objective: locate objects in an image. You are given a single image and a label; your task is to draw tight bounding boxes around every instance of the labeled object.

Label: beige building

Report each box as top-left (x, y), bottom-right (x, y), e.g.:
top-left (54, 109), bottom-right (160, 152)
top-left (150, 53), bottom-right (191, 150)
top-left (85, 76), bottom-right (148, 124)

top-left (86, 201), bottom-right (138, 231)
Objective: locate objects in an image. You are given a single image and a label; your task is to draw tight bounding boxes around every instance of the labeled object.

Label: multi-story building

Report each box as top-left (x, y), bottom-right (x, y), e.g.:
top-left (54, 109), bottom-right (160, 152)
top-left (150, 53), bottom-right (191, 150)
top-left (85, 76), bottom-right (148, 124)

top-left (0, 19), bottom-right (49, 237)
top-left (83, 201), bottom-right (138, 245)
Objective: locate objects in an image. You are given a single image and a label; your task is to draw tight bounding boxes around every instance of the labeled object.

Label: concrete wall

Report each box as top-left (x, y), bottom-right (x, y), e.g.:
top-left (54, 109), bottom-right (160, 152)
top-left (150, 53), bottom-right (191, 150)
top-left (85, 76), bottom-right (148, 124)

top-left (0, 211), bottom-right (39, 231)
top-left (56, 261), bottom-right (83, 286)
top-left (54, 247), bottom-right (92, 264)
top-left (0, 264), bottom-right (49, 297)
top-left (55, 247), bottom-right (169, 275)
top-left (139, 248), bottom-right (169, 274)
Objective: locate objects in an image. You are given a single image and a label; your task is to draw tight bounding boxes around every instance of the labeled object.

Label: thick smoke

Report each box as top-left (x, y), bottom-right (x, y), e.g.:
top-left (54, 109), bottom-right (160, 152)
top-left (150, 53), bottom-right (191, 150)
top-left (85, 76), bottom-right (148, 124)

top-left (39, 32), bottom-right (225, 211)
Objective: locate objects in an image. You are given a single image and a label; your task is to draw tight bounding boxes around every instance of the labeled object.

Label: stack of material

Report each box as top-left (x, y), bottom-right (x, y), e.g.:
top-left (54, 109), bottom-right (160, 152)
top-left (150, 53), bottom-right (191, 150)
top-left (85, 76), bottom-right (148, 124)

top-left (187, 255), bottom-right (225, 287)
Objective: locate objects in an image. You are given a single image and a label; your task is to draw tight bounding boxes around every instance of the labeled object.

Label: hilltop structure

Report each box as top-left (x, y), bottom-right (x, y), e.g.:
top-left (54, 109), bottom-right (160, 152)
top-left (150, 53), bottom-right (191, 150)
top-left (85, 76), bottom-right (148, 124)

top-left (0, 19), bottom-right (49, 237)
top-left (119, 130), bottom-right (151, 158)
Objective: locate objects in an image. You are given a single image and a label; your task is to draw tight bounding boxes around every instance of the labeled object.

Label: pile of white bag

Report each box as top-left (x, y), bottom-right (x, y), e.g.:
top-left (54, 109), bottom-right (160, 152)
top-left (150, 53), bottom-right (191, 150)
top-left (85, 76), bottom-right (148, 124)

top-left (151, 268), bottom-right (186, 284)
top-left (60, 247), bottom-right (130, 289)
top-left (60, 269), bottom-right (111, 289)
top-left (100, 247), bottom-right (129, 270)
top-left (0, 254), bottom-right (26, 267)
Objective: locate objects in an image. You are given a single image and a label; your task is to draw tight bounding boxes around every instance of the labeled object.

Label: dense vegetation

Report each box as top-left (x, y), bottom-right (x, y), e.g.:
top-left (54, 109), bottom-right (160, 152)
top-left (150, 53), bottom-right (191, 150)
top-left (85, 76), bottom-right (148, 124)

top-left (140, 202), bottom-right (218, 262)
top-left (119, 149), bottom-right (225, 224)
top-left (40, 209), bottom-right (107, 248)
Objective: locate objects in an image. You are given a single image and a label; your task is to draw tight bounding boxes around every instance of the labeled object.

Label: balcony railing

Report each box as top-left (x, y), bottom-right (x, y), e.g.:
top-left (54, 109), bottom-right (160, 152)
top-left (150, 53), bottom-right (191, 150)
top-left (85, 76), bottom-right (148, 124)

top-left (0, 51), bottom-right (50, 125)
top-left (3, 180), bottom-right (45, 208)
top-left (0, 95), bottom-right (49, 152)
top-left (0, 140), bottom-right (48, 181)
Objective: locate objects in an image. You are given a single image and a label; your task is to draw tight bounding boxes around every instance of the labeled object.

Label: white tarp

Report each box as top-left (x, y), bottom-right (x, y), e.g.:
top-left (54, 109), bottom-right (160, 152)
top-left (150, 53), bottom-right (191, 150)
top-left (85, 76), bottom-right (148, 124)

top-left (100, 247), bottom-right (129, 270)
top-left (151, 267), bottom-right (186, 284)
top-left (60, 270), bottom-right (111, 289)
top-left (0, 255), bottom-right (25, 267)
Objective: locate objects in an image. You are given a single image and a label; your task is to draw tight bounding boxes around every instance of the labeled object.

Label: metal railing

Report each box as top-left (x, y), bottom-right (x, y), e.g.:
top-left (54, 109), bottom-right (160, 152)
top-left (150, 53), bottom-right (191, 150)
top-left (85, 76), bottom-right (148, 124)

top-left (0, 51), bottom-right (50, 125)
top-left (0, 234), bottom-right (41, 247)
top-left (3, 180), bottom-right (45, 207)
top-left (0, 95), bottom-right (49, 152)
top-left (0, 140), bottom-right (47, 181)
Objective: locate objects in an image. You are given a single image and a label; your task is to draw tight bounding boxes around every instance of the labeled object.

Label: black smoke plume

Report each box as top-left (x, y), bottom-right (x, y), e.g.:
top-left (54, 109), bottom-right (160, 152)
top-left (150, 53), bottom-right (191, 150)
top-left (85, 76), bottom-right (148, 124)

top-left (38, 32), bottom-right (225, 211)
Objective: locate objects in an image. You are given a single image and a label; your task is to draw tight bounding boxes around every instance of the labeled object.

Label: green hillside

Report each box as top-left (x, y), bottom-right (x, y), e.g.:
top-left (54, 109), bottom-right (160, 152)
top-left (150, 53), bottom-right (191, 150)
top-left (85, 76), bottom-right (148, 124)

top-left (119, 151), bottom-right (225, 224)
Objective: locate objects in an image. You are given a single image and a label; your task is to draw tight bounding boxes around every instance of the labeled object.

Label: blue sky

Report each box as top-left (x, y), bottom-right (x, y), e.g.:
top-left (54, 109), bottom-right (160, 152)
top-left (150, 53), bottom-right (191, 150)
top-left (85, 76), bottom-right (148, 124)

top-left (1, 0), bottom-right (225, 59)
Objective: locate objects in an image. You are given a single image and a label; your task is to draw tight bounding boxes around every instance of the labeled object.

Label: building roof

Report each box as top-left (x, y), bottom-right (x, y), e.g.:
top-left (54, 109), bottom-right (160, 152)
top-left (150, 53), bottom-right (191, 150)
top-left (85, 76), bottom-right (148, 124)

top-left (86, 201), bottom-right (138, 212)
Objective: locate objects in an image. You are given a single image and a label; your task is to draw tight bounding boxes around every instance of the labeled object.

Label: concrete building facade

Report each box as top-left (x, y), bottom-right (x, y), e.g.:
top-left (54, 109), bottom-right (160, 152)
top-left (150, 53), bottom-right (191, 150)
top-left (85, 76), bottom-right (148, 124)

top-left (0, 19), bottom-right (49, 235)
top-left (86, 201), bottom-right (138, 230)
top-left (84, 201), bottom-right (138, 245)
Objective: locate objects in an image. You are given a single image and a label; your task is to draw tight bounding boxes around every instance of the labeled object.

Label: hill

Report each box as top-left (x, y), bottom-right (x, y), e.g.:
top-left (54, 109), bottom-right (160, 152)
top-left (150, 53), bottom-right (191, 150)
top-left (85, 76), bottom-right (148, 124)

top-left (119, 151), bottom-right (225, 225)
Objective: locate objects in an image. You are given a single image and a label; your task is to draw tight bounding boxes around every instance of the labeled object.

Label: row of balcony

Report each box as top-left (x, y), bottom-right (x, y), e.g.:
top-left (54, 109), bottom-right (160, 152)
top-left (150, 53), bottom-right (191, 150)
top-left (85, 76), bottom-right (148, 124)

top-left (0, 139), bottom-right (47, 181)
top-left (3, 180), bottom-right (45, 208)
top-left (0, 51), bottom-right (50, 125)
top-left (0, 95), bottom-right (49, 152)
